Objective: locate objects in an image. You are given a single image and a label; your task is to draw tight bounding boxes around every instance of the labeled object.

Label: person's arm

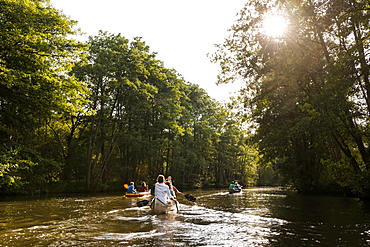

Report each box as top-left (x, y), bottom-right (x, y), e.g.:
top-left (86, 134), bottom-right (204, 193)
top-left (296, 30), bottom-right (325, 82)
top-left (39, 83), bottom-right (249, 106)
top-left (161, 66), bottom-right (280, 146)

top-left (173, 186), bottom-right (185, 195)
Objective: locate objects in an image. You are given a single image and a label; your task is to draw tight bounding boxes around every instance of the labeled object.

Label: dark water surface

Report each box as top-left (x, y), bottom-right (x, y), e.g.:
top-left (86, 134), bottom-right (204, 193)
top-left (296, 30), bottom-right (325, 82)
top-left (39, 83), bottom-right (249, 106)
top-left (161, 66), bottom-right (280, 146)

top-left (1, 187), bottom-right (370, 246)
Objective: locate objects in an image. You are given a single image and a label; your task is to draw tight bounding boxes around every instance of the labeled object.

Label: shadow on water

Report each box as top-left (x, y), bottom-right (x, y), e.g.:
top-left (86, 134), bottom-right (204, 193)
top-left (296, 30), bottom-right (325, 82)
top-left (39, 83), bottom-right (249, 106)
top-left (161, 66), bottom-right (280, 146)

top-left (1, 188), bottom-right (370, 246)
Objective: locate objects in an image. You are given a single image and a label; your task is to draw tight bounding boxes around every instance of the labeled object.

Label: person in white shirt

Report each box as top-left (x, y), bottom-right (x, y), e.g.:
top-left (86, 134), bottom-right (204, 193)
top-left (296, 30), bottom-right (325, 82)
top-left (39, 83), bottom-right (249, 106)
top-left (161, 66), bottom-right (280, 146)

top-left (155, 175), bottom-right (175, 204)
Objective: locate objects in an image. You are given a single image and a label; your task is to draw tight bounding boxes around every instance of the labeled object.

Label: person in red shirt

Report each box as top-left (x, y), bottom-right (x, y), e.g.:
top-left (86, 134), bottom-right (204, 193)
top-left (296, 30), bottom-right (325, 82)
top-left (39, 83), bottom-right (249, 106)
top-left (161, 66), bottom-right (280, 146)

top-left (138, 182), bottom-right (149, 192)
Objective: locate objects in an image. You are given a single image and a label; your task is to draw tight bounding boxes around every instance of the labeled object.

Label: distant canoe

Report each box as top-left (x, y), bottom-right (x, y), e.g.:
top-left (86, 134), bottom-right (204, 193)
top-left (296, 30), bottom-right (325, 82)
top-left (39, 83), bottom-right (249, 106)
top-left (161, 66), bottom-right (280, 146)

top-left (125, 190), bottom-right (151, 198)
top-left (229, 189), bottom-right (242, 194)
top-left (150, 197), bottom-right (177, 214)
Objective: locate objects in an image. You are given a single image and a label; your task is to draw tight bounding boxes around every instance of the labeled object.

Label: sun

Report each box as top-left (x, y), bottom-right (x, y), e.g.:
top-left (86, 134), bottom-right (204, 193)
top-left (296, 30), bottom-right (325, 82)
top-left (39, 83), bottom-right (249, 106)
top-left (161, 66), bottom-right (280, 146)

top-left (262, 15), bottom-right (288, 37)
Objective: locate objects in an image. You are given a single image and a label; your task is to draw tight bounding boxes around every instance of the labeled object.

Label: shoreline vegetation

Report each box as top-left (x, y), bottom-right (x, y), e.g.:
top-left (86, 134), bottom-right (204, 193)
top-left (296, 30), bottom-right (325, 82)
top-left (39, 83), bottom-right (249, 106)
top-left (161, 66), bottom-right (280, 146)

top-left (2, 0), bottom-right (370, 198)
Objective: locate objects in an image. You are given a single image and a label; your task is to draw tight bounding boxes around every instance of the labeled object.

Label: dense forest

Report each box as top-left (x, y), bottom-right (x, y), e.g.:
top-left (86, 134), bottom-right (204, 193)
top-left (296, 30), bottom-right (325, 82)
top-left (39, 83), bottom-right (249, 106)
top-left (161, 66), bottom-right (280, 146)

top-left (0, 0), bottom-right (257, 194)
top-left (1, 0), bottom-right (370, 198)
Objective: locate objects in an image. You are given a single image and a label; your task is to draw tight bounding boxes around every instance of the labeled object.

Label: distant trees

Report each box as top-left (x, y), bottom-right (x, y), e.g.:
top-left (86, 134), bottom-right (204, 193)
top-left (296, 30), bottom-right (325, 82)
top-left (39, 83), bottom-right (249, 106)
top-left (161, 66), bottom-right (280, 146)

top-left (72, 31), bottom-right (252, 191)
top-left (0, 0), bottom-right (254, 194)
top-left (212, 0), bottom-right (370, 196)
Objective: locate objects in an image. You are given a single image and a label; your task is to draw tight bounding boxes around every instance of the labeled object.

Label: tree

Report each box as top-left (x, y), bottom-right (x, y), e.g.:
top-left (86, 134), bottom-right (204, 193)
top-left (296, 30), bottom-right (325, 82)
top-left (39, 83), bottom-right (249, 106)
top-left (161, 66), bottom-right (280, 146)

top-left (212, 0), bottom-right (370, 195)
top-left (73, 31), bottom-right (190, 191)
top-left (0, 0), bottom-right (88, 193)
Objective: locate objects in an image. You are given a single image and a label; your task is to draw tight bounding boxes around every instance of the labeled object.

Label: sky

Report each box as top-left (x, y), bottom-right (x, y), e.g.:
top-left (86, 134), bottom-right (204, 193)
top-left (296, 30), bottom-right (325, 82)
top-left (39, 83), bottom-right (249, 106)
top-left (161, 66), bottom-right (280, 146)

top-left (49, 0), bottom-right (246, 102)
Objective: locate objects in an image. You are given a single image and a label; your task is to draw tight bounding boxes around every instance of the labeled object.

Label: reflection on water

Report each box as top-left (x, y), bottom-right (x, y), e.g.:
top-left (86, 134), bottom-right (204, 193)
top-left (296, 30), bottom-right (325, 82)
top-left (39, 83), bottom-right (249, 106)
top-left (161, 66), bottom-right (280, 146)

top-left (0, 188), bottom-right (370, 246)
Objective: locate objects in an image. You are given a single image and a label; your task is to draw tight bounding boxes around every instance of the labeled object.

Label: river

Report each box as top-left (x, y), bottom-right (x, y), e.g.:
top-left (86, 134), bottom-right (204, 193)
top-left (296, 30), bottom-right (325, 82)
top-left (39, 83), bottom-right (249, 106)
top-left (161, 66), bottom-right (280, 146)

top-left (0, 187), bottom-right (370, 246)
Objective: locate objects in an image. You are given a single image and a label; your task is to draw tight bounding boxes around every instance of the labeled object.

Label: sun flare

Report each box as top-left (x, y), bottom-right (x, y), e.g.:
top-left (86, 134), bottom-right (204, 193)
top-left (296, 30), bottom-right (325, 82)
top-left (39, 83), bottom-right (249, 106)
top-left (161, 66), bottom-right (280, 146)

top-left (262, 15), bottom-right (288, 37)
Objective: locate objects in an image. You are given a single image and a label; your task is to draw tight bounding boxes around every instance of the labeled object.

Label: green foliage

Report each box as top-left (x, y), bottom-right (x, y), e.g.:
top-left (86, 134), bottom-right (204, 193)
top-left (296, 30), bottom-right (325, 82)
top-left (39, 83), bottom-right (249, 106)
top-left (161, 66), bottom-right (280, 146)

top-left (0, 1), bottom-right (259, 194)
top-left (0, 0), bottom-right (87, 137)
top-left (257, 163), bottom-right (279, 186)
top-left (213, 0), bottom-right (370, 196)
top-left (0, 146), bottom-right (61, 194)
top-left (0, 0), bottom-right (88, 194)
top-left (69, 31), bottom-right (258, 191)
top-left (0, 149), bottom-right (20, 188)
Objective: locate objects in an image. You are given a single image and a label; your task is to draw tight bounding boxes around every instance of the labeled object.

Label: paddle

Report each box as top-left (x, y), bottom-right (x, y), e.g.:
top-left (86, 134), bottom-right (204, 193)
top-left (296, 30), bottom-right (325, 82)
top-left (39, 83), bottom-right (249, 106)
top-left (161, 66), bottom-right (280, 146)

top-left (175, 200), bottom-right (179, 213)
top-left (184, 193), bottom-right (196, 202)
top-left (123, 184), bottom-right (129, 189)
top-left (173, 186), bottom-right (196, 202)
top-left (136, 199), bottom-right (152, 207)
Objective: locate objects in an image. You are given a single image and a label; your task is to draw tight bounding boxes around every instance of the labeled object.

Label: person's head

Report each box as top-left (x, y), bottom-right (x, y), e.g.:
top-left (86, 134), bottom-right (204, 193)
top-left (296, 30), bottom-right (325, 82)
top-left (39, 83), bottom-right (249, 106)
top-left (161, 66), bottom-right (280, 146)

top-left (157, 175), bottom-right (165, 183)
top-left (130, 182), bottom-right (134, 185)
top-left (167, 176), bottom-right (172, 181)
top-left (141, 182), bottom-right (146, 186)
top-left (165, 181), bottom-right (172, 189)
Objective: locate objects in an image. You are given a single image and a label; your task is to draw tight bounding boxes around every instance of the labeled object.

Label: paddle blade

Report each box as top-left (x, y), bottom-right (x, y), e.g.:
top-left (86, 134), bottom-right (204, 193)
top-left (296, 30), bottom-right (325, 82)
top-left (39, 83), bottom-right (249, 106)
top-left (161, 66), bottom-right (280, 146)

top-left (123, 184), bottom-right (129, 189)
top-left (185, 194), bottom-right (196, 202)
top-left (137, 200), bottom-right (151, 207)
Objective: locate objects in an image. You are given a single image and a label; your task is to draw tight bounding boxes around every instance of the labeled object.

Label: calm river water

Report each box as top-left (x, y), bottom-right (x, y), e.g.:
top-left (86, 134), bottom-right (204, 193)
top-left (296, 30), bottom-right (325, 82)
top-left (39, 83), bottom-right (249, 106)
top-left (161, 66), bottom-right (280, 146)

top-left (1, 187), bottom-right (370, 246)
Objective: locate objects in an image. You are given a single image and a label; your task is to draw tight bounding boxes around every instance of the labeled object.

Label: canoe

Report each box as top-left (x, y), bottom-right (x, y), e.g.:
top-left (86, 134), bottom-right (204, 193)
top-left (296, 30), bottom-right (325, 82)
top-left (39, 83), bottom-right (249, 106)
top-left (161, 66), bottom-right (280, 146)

top-left (229, 189), bottom-right (242, 194)
top-left (150, 197), bottom-right (177, 215)
top-left (125, 190), bottom-right (151, 198)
